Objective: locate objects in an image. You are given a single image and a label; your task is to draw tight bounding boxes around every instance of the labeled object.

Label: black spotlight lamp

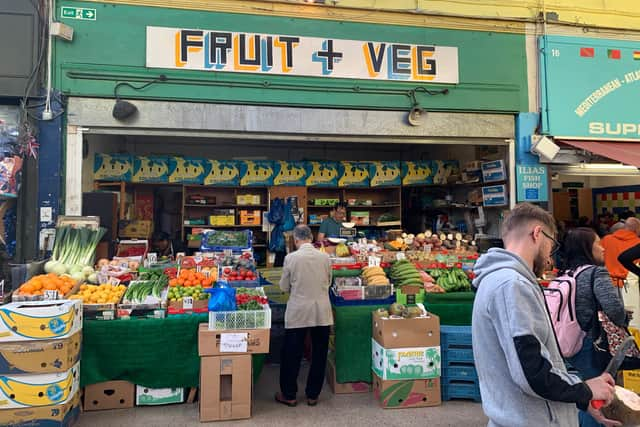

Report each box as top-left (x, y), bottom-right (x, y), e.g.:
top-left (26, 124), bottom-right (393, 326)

top-left (112, 75), bottom-right (167, 121)
top-left (406, 86), bottom-right (449, 127)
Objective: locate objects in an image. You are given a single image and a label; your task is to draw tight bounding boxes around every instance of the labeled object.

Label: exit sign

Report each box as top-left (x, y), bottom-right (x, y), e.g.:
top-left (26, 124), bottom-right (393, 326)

top-left (61, 6), bottom-right (96, 20)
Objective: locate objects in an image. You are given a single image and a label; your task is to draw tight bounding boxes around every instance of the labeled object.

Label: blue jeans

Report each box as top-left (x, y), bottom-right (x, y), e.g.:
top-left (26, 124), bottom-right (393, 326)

top-left (567, 336), bottom-right (605, 427)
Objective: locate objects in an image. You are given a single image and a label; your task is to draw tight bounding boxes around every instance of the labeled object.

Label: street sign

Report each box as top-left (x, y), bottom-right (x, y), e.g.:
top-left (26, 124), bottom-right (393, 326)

top-left (61, 7), bottom-right (96, 21)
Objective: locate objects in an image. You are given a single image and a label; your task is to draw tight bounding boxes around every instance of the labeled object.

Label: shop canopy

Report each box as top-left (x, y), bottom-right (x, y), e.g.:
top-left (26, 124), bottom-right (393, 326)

top-left (558, 139), bottom-right (640, 169)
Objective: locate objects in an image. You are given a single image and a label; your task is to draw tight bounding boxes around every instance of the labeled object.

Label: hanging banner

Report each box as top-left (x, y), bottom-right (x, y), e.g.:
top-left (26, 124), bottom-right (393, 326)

top-left (516, 164), bottom-right (548, 202)
top-left (146, 26), bottom-right (459, 84)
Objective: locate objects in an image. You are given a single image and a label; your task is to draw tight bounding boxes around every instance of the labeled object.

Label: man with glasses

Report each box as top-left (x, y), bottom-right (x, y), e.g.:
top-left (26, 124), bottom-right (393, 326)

top-left (472, 203), bottom-right (619, 427)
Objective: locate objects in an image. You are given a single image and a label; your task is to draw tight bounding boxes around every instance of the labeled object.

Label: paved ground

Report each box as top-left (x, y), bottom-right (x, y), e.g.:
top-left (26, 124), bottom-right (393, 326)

top-left (80, 364), bottom-right (488, 427)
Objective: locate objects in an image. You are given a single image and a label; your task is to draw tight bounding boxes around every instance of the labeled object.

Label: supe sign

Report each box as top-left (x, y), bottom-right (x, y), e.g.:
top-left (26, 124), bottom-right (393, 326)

top-left (146, 27), bottom-right (459, 84)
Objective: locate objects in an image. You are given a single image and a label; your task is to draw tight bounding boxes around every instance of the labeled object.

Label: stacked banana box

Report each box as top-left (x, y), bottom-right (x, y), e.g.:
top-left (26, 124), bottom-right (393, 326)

top-left (0, 300), bottom-right (83, 426)
top-left (371, 309), bottom-right (441, 409)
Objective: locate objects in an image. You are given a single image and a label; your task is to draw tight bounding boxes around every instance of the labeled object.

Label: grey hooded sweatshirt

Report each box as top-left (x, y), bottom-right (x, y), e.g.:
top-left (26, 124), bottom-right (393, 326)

top-left (472, 248), bottom-right (592, 427)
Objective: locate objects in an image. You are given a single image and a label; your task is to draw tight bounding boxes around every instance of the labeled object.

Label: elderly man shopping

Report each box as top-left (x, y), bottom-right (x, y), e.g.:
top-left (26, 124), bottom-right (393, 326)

top-left (276, 224), bottom-right (333, 407)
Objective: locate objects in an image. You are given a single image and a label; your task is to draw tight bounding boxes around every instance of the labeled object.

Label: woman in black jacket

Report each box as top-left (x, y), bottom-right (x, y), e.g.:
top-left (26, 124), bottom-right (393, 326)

top-left (562, 227), bottom-right (629, 427)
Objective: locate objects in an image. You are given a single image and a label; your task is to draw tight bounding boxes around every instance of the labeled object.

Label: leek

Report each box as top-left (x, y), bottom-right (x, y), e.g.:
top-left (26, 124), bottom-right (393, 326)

top-left (51, 225), bottom-right (107, 267)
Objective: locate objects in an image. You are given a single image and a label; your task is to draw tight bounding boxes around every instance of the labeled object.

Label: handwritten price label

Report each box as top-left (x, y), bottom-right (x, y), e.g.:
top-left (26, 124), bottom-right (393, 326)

top-left (182, 296), bottom-right (194, 310)
top-left (108, 277), bottom-right (121, 286)
top-left (44, 290), bottom-right (59, 300)
top-left (368, 256), bottom-right (381, 267)
top-left (220, 333), bottom-right (248, 353)
top-left (395, 252), bottom-right (406, 261)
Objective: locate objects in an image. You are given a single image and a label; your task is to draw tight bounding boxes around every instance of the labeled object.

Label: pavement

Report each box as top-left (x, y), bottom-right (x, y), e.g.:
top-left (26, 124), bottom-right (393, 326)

top-left (79, 363), bottom-right (488, 427)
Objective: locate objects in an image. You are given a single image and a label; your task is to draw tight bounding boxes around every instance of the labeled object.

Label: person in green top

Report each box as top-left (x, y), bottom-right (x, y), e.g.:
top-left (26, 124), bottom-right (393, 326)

top-left (316, 201), bottom-right (347, 241)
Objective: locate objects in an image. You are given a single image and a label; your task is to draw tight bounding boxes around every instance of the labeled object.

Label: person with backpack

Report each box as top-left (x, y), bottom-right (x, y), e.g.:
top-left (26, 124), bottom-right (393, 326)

top-left (472, 203), bottom-right (618, 427)
top-left (557, 227), bottom-right (629, 427)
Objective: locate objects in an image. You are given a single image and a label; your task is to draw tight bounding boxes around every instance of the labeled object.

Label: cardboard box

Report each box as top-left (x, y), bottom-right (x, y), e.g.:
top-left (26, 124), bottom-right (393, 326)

top-left (168, 156), bottom-right (205, 184)
top-left (0, 332), bottom-right (81, 375)
top-left (432, 160), bottom-right (460, 184)
top-left (350, 211), bottom-right (370, 226)
top-left (238, 160), bottom-right (275, 187)
top-left (167, 298), bottom-right (208, 315)
top-left (0, 362), bottom-right (80, 409)
top-left (239, 210), bottom-right (262, 225)
top-left (338, 161), bottom-right (370, 188)
top-left (370, 161), bottom-right (401, 187)
top-left (132, 156), bottom-right (169, 183)
top-left (401, 161), bottom-right (433, 186)
top-left (273, 161), bottom-right (308, 186)
top-left (118, 219), bottom-right (153, 238)
top-left (373, 373), bottom-right (441, 409)
top-left (372, 339), bottom-right (441, 380)
top-left (134, 190), bottom-right (154, 220)
top-left (481, 160), bottom-right (506, 183)
top-left (326, 357), bottom-right (371, 394)
top-left (203, 160), bottom-right (240, 186)
top-left (135, 386), bottom-right (184, 406)
top-left (198, 324), bottom-right (270, 356)
top-left (622, 370), bottom-right (640, 394)
top-left (305, 161), bottom-right (339, 187)
top-left (1, 391), bottom-right (80, 426)
top-left (482, 184), bottom-right (508, 206)
top-left (210, 215), bottom-right (235, 226)
top-left (83, 380), bottom-right (135, 411)
top-left (200, 355), bottom-right (252, 422)
top-left (0, 300), bottom-right (82, 343)
top-left (94, 153), bottom-right (132, 182)
top-left (116, 306), bottom-right (166, 320)
top-left (236, 195), bottom-right (262, 206)
top-left (371, 310), bottom-right (440, 349)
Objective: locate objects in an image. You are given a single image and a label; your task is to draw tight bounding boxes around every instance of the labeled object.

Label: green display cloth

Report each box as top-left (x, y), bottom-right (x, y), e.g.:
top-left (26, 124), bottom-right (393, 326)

top-left (332, 293), bottom-right (474, 384)
top-left (81, 314), bottom-right (265, 388)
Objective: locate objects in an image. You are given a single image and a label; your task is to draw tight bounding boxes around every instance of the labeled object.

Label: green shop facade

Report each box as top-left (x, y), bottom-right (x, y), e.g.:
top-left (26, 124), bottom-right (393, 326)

top-left (53, 1), bottom-right (527, 245)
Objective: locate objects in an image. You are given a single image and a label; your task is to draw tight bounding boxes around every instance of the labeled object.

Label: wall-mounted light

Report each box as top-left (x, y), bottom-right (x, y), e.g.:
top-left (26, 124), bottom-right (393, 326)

top-left (531, 135), bottom-right (560, 161)
top-left (405, 86), bottom-right (449, 127)
top-left (112, 75), bottom-right (167, 121)
top-left (554, 163), bottom-right (640, 176)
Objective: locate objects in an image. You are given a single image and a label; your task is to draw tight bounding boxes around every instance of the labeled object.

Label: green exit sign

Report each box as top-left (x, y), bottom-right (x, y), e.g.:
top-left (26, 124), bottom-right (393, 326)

top-left (61, 6), bottom-right (96, 21)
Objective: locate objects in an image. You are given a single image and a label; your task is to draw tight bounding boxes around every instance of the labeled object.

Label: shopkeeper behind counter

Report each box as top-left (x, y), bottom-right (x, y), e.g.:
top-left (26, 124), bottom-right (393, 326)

top-left (316, 202), bottom-right (354, 241)
top-left (149, 231), bottom-right (185, 259)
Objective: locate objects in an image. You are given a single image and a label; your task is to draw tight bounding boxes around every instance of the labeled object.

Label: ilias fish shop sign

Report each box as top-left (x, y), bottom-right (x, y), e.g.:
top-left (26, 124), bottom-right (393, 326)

top-left (146, 26), bottom-right (459, 84)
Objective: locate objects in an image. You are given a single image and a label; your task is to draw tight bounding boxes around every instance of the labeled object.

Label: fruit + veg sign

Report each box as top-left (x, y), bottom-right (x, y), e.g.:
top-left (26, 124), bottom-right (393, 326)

top-left (541, 35), bottom-right (640, 140)
top-left (146, 27), bottom-right (459, 84)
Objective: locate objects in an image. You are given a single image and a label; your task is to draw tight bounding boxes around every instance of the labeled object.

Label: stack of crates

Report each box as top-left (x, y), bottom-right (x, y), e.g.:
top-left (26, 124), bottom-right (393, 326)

top-left (440, 325), bottom-right (481, 402)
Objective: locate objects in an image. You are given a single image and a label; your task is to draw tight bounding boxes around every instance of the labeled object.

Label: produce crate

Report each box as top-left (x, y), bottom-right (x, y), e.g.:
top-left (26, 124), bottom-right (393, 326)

top-left (441, 378), bottom-right (481, 402)
top-left (208, 306), bottom-right (271, 330)
top-left (11, 279), bottom-right (82, 302)
top-left (442, 347), bottom-right (474, 363)
top-left (225, 279), bottom-right (261, 288)
top-left (201, 229), bottom-right (253, 252)
top-left (334, 286), bottom-right (363, 300)
top-left (117, 304), bottom-right (166, 319)
top-left (441, 325), bottom-right (473, 346)
top-left (364, 285), bottom-right (393, 300)
top-left (329, 289), bottom-right (395, 306)
top-left (83, 302), bottom-right (119, 320)
top-left (331, 264), bottom-right (362, 278)
top-left (441, 362), bottom-right (478, 381)
top-left (395, 288), bottom-right (425, 305)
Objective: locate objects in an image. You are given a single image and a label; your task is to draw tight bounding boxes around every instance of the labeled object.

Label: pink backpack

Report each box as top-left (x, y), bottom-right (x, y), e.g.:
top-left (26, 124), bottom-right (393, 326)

top-left (543, 265), bottom-right (594, 358)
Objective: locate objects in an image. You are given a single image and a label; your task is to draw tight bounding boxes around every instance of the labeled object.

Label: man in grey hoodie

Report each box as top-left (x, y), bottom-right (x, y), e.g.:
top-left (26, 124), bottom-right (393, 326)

top-left (472, 203), bottom-right (619, 427)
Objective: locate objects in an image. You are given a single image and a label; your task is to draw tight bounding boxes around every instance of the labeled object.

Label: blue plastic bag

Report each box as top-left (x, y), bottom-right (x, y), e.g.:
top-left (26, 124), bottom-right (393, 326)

top-left (206, 286), bottom-right (237, 312)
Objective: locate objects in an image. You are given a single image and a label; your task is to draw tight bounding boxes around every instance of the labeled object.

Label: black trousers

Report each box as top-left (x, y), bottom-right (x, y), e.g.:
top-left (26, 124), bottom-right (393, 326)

top-left (279, 326), bottom-right (330, 400)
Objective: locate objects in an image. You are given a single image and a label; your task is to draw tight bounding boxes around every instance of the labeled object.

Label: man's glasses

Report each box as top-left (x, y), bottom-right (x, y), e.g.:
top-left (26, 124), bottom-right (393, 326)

top-left (540, 229), bottom-right (560, 256)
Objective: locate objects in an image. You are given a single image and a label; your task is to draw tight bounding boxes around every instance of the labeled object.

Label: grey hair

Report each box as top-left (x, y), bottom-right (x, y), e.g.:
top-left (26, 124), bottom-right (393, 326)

top-left (293, 224), bottom-right (313, 241)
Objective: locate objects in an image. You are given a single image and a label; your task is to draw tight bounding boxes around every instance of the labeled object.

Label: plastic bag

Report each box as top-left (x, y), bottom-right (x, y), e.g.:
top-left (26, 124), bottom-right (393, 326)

top-left (206, 286), bottom-right (237, 312)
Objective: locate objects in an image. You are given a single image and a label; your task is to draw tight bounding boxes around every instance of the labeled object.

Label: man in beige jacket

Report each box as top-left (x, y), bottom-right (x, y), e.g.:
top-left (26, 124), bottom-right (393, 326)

top-left (276, 224), bottom-right (333, 407)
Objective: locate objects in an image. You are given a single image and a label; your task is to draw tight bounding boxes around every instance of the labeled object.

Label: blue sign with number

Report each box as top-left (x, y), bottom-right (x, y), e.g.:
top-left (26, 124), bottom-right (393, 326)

top-left (516, 164), bottom-right (548, 202)
top-left (540, 35), bottom-right (640, 141)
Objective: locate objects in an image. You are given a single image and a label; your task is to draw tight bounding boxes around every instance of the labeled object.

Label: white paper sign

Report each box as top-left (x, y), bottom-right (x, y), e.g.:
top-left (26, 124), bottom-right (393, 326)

top-left (183, 296), bottom-right (194, 310)
top-left (147, 252), bottom-right (158, 264)
top-left (108, 277), bottom-right (121, 286)
top-left (368, 256), bottom-right (381, 267)
top-left (395, 252), bottom-right (406, 261)
top-left (44, 290), bottom-right (59, 300)
top-left (223, 249), bottom-right (233, 257)
top-left (220, 333), bottom-right (248, 353)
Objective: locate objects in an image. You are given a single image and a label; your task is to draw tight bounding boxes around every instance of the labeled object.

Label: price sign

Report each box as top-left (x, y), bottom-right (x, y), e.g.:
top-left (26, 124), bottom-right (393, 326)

top-left (220, 333), bottom-right (248, 353)
top-left (147, 252), bottom-right (158, 264)
top-left (176, 252), bottom-right (186, 262)
top-left (368, 256), bottom-right (381, 267)
top-left (194, 255), bottom-right (203, 264)
top-left (424, 244), bottom-right (433, 253)
top-left (44, 290), bottom-right (59, 300)
top-left (223, 249), bottom-right (233, 257)
top-left (183, 296), bottom-right (194, 310)
top-left (395, 252), bottom-right (406, 261)
top-left (108, 277), bottom-right (121, 286)
top-left (97, 273), bottom-right (108, 284)
top-left (119, 261), bottom-right (129, 269)
top-left (203, 270), bottom-right (211, 278)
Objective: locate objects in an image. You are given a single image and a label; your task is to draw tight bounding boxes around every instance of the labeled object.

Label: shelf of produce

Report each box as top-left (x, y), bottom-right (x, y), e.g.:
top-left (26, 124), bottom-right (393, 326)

top-left (185, 204), bottom-right (267, 208)
top-left (308, 224), bottom-right (401, 228)
top-left (183, 224), bottom-right (263, 228)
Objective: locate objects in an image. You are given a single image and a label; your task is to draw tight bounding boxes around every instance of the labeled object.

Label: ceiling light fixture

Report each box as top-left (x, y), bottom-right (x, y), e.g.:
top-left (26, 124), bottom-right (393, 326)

top-left (554, 163), bottom-right (640, 176)
top-left (112, 75), bottom-right (167, 121)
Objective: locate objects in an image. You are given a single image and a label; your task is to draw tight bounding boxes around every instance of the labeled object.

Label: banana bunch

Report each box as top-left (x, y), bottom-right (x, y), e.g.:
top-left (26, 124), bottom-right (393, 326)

top-left (335, 243), bottom-right (351, 257)
top-left (390, 259), bottom-right (423, 287)
top-left (362, 266), bottom-right (390, 286)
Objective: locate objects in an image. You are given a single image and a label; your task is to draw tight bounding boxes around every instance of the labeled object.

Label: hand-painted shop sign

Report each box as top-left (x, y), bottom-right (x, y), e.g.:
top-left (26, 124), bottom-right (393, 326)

top-left (146, 26), bottom-right (459, 84)
top-left (516, 164), bottom-right (548, 203)
top-left (541, 35), bottom-right (640, 141)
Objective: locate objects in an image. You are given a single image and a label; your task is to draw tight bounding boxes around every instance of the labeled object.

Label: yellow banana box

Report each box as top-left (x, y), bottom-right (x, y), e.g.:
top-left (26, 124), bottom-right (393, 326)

top-left (0, 332), bottom-right (81, 375)
top-left (0, 362), bottom-right (80, 409)
top-left (0, 390), bottom-right (80, 426)
top-left (0, 300), bottom-right (82, 343)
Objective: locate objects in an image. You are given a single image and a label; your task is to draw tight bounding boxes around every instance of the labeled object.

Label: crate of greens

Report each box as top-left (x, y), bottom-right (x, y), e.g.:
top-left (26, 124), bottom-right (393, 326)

top-left (208, 287), bottom-right (271, 330)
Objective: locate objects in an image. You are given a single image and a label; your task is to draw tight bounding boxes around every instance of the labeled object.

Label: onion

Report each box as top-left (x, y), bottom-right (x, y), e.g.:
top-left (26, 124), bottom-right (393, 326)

top-left (87, 273), bottom-right (99, 284)
top-left (52, 263), bottom-right (67, 276)
top-left (70, 272), bottom-right (85, 282)
top-left (44, 260), bottom-right (59, 274)
top-left (82, 266), bottom-right (94, 277)
top-left (69, 265), bottom-right (83, 275)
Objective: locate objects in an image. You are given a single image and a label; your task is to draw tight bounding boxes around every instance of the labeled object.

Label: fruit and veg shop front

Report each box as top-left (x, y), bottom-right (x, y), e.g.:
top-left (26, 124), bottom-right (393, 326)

top-left (0, 217), bottom-right (488, 424)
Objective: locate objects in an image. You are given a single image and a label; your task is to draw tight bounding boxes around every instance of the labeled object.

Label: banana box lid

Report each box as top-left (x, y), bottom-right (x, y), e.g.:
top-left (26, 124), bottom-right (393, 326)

top-left (0, 361), bottom-right (80, 409)
top-left (0, 300), bottom-right (82, 343)
top-left (0, 390), bottom-right (80, 426)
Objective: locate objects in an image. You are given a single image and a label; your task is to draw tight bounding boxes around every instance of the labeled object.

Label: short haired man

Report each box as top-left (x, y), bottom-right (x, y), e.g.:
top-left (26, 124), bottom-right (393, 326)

top-left (316, 201), bottom-right (348, 242)
top-left (276, 225), bottom-right (333, 407)
top-left (472, 203), bottom-right (618, 427)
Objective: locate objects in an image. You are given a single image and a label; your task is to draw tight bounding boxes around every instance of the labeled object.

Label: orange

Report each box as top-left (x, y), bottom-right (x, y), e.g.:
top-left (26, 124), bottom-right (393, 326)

top-left (184, 280), bottom-right (192, 287)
